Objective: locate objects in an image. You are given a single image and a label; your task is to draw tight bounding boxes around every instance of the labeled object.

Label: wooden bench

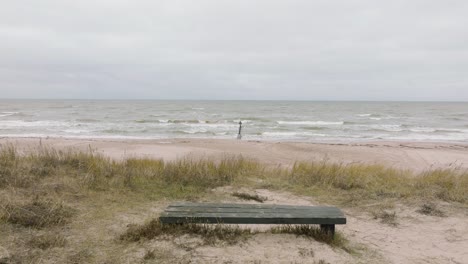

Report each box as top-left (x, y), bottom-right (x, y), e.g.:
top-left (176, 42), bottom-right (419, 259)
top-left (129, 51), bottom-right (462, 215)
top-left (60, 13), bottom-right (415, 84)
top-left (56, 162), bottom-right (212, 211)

top-left (159, 202), bottom-right (346, 236)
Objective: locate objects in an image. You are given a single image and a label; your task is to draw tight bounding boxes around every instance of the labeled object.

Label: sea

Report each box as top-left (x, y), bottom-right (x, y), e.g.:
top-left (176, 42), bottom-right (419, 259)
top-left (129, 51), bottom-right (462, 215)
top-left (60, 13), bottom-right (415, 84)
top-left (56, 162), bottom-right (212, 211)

top-left (0, 100), bottom-right (467, 142)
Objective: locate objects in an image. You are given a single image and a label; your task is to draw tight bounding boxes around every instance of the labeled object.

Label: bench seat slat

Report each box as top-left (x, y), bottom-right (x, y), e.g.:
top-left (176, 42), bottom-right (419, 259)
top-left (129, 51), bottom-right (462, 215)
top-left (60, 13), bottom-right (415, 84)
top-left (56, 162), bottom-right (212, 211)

top-left (160, 203), bottom-right (346, 225)
top-left (160, 215), bottom-right (345, 225)
top-left (169, 203), bottom-right (331, 210)
top-left (164, 207), bottom-right (343, 215)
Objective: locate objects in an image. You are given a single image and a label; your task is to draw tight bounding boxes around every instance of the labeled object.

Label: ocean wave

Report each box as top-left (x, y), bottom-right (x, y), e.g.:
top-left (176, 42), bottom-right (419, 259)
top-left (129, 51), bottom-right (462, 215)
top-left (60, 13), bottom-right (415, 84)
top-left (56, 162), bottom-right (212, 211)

top-left (408, 127), bottom-right (436, 133)
top-left (301, 126), bottom-right (326, 131)
top-left (0, 112), bottom-right (34, 118)
top-left (434, 129), bottom-right (464, 133)
top-left (167, 119), bottom-right (205, 124)
top-left (0, 112), bottom-right (19, 117)
top-left (101, 128), bottom-right (148, 134)
top-left (238, 117), bottom-right (271, 122)
top-left (135, 119), bottom-right (157, 123)
top-left (357, 114), bottom-right (399, 120)
top-left (277, 121), bottom-right (344, 126)
top-left (0, 120), bottom-right (68, 128)
top-left (404, 126), bottom-right (465, 134)
top-left (137, 119), bottom-right (212, 124)
top-left (61, 128), bottom-right (92, 134)
top-left (0, 133), bottom-right (162, 140)
top-left (76, 118), bottom-right (100, 123)
top-left (348, 124), bottom-right (404, 132)
top-left (262, 132), bottom-right (328, 138)
top-left (175, 128), bottom-right (214, 134)
top-left (47, 105), bottom-right (74, 109)
top-left (387, 133), bottom-right (468, 141)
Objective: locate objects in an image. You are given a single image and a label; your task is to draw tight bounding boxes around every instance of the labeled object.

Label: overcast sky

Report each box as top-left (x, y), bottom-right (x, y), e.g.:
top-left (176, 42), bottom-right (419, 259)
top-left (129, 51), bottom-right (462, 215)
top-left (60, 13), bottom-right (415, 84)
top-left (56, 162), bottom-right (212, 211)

top-left (1, 1), bottom-right (467, 101)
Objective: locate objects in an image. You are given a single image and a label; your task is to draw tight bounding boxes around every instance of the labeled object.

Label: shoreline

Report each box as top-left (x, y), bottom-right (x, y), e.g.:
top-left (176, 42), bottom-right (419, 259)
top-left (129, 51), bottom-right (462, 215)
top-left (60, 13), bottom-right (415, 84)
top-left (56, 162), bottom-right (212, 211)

top-left (2, 136), bottom-right (468, 172)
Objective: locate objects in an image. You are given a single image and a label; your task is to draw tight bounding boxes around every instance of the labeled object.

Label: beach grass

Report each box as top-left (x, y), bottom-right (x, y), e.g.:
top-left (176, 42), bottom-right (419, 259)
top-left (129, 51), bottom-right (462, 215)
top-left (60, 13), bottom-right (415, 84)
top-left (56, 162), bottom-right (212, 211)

top-left (120, 219), bottom-right (253, 245)
top-left (270, 225), bottom-right (351, 252)
top-left (232, 191), bottom-right (267, 202)
top-left (1, 145), bottom-right (466, 204)
top-left (0, 144), bottom-right (467, 263)
top-left (285, 161), bottom-right (468, 205)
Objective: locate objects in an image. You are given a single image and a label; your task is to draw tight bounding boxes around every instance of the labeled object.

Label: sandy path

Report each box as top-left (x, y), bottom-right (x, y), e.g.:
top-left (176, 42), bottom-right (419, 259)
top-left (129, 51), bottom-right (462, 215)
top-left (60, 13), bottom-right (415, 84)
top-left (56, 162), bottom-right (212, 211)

top-left (203, 187), bottom-right (468, 264)
top-left (2, 137), bottom-right (468, 171)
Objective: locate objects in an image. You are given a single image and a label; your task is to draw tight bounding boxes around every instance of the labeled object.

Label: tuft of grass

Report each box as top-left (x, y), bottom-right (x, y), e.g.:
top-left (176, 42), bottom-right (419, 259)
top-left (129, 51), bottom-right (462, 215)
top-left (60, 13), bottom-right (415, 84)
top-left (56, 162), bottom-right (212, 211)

top-left (372, 210), bottom-right (398, 226)
top-left (143, 249), bottom-right (156, 260)
top-left (67, 249), bottom-right (93, 264)
top-left (270, 225), bottom-right (351, 252)
top-left (314, 260), bottom-right (330, 264)
top-left (288, 161), bottom-right (468, 205)
top-left (120, 219), bottom-right (253, 245)
top-left (298, 247), bottom-right (314, 257)
top-left (3, 199), bottom-right (75, 228)
top-left (417, 203), bottom-right (446, 217)
top-left (27, 233), bottom-right (67, 250)
top-left (232, 192), bottom-right (267, 203)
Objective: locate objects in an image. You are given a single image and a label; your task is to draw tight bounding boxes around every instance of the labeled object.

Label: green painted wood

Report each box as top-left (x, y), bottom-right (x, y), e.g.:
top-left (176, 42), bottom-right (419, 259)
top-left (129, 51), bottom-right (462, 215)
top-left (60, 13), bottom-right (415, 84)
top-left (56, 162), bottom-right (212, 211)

top-left (159, 203), bottom-right (346, 225)
top-left (164, 207), bottom-right (342, 214)
top-left (170, 202), bottom-right (328, 210)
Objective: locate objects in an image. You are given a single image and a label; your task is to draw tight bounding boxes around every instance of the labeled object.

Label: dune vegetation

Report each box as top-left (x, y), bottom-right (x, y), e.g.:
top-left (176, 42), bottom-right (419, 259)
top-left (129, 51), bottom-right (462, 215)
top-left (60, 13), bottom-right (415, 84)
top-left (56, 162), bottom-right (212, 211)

top-left (0, 144), bottom-right (467, 263)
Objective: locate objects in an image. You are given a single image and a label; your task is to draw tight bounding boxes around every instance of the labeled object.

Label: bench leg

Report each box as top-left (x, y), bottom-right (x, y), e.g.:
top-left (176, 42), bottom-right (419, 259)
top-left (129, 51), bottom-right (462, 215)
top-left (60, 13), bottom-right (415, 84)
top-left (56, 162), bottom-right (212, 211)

top-left (320, 224), bottom-right (335, 237)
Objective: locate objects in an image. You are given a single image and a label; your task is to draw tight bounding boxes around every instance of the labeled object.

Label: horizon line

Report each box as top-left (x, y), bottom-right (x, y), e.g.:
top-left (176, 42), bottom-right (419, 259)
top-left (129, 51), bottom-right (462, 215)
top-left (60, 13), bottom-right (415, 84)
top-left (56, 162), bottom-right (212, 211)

top-left (0, 98), bottom-right (467, 103)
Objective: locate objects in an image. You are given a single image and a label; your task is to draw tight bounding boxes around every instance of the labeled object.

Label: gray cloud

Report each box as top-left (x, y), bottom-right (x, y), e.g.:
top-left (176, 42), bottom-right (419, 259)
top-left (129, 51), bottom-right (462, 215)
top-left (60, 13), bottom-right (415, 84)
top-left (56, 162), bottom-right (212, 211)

top-left (1, 0), bottom-right (467, 100)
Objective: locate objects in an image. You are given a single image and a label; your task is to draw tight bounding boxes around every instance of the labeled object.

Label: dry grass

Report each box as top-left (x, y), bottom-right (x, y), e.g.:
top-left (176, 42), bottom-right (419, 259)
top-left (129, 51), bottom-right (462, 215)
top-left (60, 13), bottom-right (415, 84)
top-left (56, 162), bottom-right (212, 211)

top-left (120, 219), bottom-right (253, 245)
top-left (143, 249), bottom-right (156, 260)
top-left (314, 260), bottom-right (330, 264)
top-left (27, 233), bottom-right (67, 250)
top-left (67, 249), bottom-right (93, 264)
top-left (1, 145), bottom-right (466, 205)
top-left (1, 145), bottom-right (467, 263)
top-left (288, 161), bottom-right (468, 205)
top-left (0, 145), bottom-right (259, 199)
top-left (372, 210), bottom-right (398, 226)
top-left (232, 192), bottom-right (267, 203)
top-left (417, 203), bottom-right (446, 217)
top-left (2, 199), bottom-right (75, 228)
top-left (270, 225), bottom-right (351, 252)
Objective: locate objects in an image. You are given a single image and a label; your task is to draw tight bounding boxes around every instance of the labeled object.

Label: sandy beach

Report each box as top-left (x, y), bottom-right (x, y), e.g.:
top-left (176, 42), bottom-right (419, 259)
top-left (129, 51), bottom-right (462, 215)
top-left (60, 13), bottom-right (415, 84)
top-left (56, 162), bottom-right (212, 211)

top-left (1, 137), bottom-right (467, 263)
top-left (3, 137), bottom-right (468, 172)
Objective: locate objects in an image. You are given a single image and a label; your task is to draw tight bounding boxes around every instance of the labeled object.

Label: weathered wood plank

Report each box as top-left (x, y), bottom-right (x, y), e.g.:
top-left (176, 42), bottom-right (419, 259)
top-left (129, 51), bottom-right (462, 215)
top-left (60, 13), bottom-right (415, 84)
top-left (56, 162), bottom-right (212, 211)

top-left (160, 215), bottom-right (345, 225)
top-left (169, 202), bottom-right (330, 210)
top-left (164, 207), bottom-right (343, 215)
top-left (161, 212), bottom-right (344, 218)
top-left (159, 203), bottom-right (347, 225)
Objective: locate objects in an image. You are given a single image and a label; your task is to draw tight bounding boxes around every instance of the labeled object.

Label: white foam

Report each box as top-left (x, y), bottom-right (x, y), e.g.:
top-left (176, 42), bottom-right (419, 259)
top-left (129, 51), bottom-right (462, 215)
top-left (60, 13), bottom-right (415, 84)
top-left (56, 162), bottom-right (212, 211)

top-left (262, 132), bottom-right (328, 138)
top-left (387, 133), bottom-right (468, 141)
top-left (61, 129), bottom-right (92, 134)
top-left (181, 127), bottom-right (208, 134)
top-left (0, 112), bottom-right (19, 117)
top-left (277, 121), bottom-right (344, 126)
top-left (350, 124), bottom-right (404, 132)
top-left (0, 120), bottom-right (68, 128)
top-left (409, 127), bottom-right (436, 133)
